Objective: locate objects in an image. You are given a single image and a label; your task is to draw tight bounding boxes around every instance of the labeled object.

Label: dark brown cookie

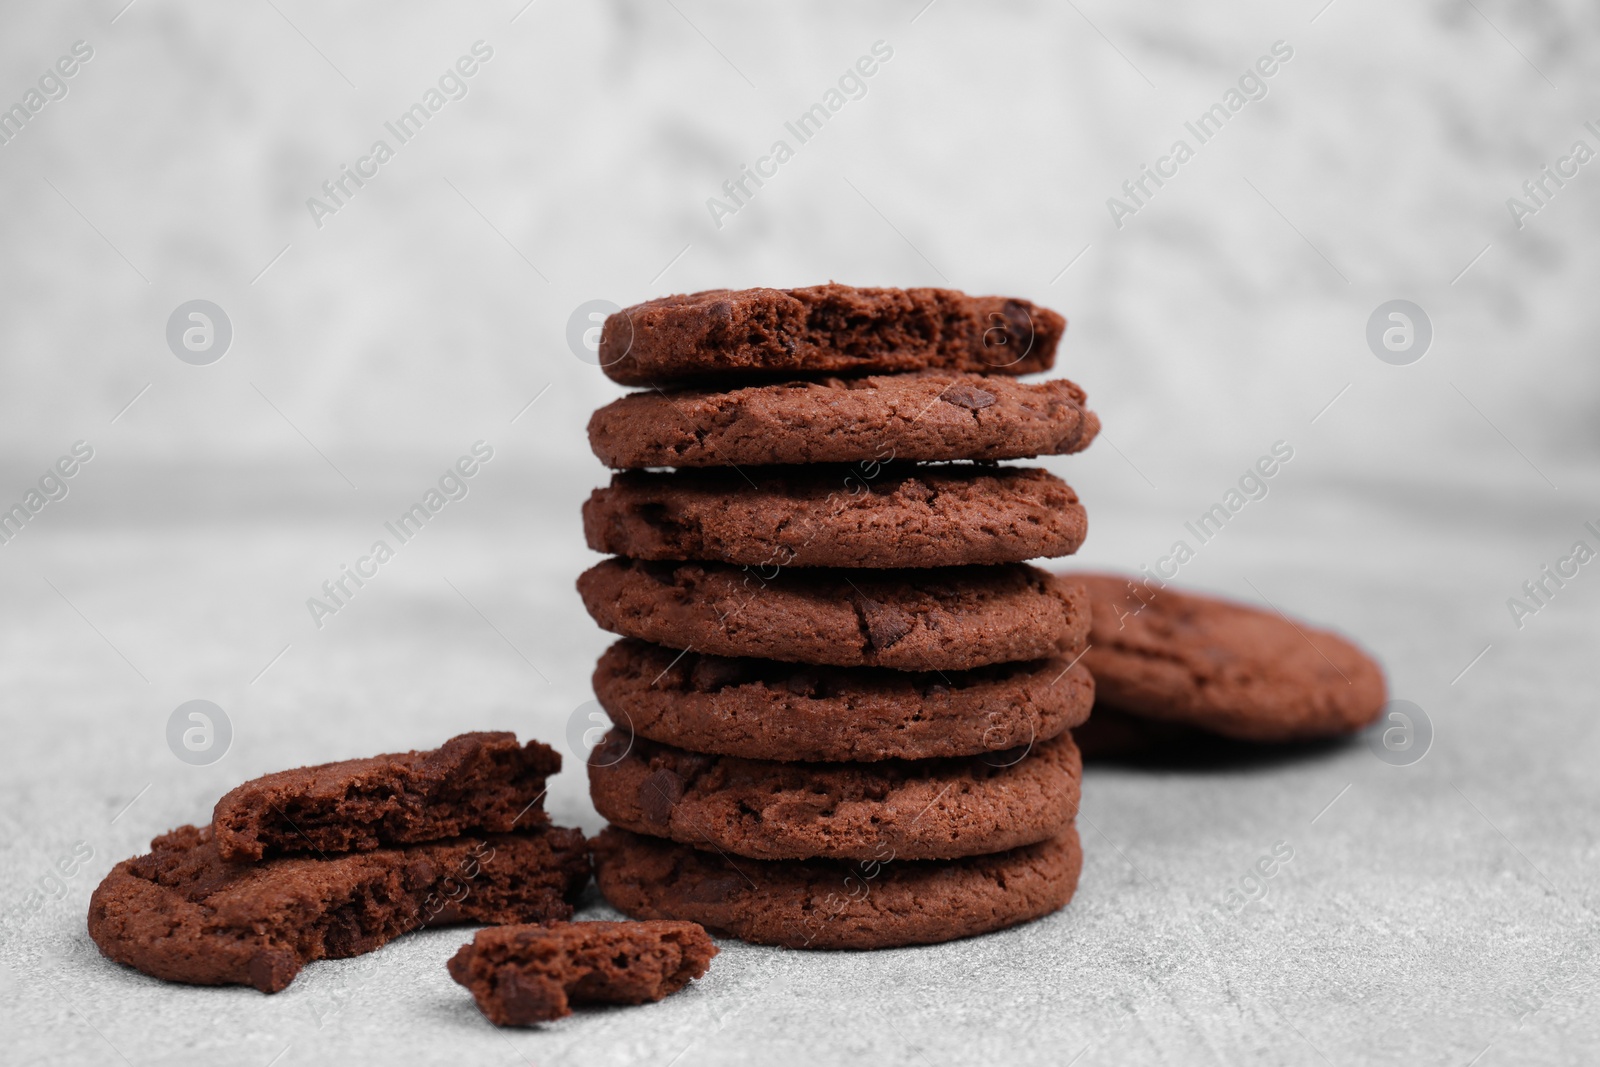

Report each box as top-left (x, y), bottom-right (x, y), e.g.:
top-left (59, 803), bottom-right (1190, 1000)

top-left (587, 730), bottom-right (1080, 861)
top-left (583, 465), bottom-right (1087, 569)
top-left (447, 920), bottom-right (717, 1025)
top-left (595, 640), bottom-right (1093, 762)
top-left (88, 824), bottom-right (590, 993)
top-left (213, 732), bottom-right (560, 862)
top-left (592, 824), bottom-right (1082, 950)
top-left (597, 285), bottom-right (1063, 386)
top-left (1073, 573), bottom-right (1388, 742)
top-left (577, 559), bottom-right (1089, 671)
top-left (587, 374), bottom-right (1098, 468)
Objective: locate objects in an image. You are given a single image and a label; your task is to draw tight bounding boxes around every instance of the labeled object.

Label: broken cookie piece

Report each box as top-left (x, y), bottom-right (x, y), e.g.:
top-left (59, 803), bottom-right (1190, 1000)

top-left (448, 920), bottom-right (717, 1025)
top-left (213, 732), bottom-right (560, 861)
top-left (88, 823), bottom-right (591, 993)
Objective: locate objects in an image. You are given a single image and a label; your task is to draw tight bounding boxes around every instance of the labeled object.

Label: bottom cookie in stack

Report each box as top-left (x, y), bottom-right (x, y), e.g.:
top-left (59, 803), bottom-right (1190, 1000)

top-left (592, 826), bottom-right (1082, 951)
top-left (587, 640), bottom-right (1092, 949)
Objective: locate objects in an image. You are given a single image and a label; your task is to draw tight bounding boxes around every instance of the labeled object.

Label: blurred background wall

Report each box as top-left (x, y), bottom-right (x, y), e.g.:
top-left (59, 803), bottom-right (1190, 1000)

top-left (2, 0), bottom-right (1595, 477)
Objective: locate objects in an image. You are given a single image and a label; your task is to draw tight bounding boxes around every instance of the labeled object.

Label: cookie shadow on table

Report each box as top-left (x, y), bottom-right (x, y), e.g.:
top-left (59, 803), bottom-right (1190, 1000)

top-left (418, 988), bottom-right (513, 1033)
top-left (418, 977), bottom-right (712, 1035)
top-left (1074, 708), bottom-right (1361, 774)
top-left (416, 987), bottom-right (620, 1033)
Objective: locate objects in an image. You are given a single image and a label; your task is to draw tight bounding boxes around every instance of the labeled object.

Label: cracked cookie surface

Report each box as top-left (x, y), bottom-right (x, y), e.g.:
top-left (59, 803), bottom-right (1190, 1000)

top-left (578, 559), bottom-right (1088, 671)
top-left (88, 824), bottom-right (590, 993)
top-left (213, 732), bottom-right (560, 862)
top-left (582, 464), bottom-right (1087, 569)
top-left (596, 284), bottom-right (1064, 386)
top-left (588, 373), bottom-right (1098, 468)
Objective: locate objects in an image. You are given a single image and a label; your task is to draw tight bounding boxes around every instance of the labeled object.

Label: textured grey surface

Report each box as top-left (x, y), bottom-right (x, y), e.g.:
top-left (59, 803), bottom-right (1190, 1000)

top-left (4, 464), bottom-right (1599, 1066)
top-left (3, 0), bottom-right (1599, 1063)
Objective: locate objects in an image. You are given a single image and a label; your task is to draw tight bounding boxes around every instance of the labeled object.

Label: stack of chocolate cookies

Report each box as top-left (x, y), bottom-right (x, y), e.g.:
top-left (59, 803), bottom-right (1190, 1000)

top-left (577, 284), bottom-right (1101, 949)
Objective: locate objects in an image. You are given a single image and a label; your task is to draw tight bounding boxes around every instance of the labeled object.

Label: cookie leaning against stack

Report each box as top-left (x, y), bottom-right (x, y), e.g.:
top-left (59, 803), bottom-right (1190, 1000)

top-left (579, 283), bottom-right (1099, 949)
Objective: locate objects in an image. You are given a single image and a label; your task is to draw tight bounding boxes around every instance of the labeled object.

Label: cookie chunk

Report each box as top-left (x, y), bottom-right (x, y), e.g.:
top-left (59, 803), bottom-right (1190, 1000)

top-left (582, 465), bottom-right (1087, 569)
top-left (213, 732), bottom-right (560, 862)
top-left (588, 730), bottom-right (1080, 861)
top-left (595, 640), bottom-right (1093, 762)
top-left (588, 374), bottom-right (1098, 468)
top-left (1074, 573), bottom-right (1387, 742)
top-left (577, 559), bottom-right (1089, 671)
top-left (592, 825), bottom-right (1082, 950)
top-left (87, 824), bottom-right (590, 993)
top-left (447, 920), bottom-right (717, 1025)
top-left (596, 285), bottom-right (1064, 385)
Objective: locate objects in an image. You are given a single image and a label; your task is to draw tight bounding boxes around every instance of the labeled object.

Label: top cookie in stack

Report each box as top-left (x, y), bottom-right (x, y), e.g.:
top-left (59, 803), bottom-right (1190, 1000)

top-left (579, 283), bottom-right (1099, 950)
top-left (591, 284), bottom-right (1065, 385)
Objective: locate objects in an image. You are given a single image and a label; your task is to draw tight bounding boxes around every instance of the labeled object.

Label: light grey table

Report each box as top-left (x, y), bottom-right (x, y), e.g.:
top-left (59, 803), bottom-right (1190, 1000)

top-left (3, 461), bottom-right (1596, 1066)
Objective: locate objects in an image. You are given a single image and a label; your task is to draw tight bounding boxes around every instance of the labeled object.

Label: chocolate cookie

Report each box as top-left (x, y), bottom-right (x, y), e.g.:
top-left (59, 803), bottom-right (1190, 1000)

top-left (592, 825), bottom-right (1082, 950)
top-left (1073, 573), bottom-right (1388, 742)
top-left (213, 732), bottom-right (560, 861)
top-left (448, 920), bottom-right (717, 1025)
top-left (577, 559), bottom-right (1089, 671)
top-left (596, 285), bottom-right (1064, 386)
top-left (587, 374), bottom-right (1099, 468)
top-left (587, 730), bottom-right (1080, 861)
top-left (595, 640), bottom-right (1094, 762)
top-left (583, 465), bottom-right (1087, 569)
top-left (88, 824), bottom-right (590, 993)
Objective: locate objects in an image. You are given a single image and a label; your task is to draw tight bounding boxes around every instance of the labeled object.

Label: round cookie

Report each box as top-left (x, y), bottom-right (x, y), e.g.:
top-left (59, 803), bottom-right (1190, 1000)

top-left (594, 639), bottom-right (1093, 762)
top-left (577, 559), bottom-right (1090, 671)
top-left (1073, 572), bottom-right (1387, 742)
top-left (596, 284), bottom-right (1064, 386)
top-left (592, 824), bottom-right (1083, 950)
top-left (587, 374), bottom-right (1099, 468)
top-left (587, 729), bottom-right (1081, 861)
top-left (582, 465), bottom-right (1087, 569)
